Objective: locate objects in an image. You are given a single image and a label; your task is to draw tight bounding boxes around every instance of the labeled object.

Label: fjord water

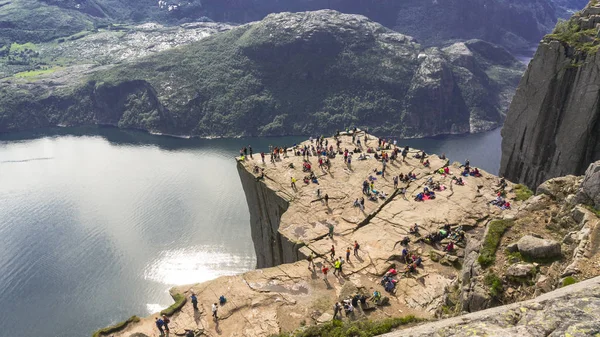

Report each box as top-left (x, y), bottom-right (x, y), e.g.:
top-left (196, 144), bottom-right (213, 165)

top-left (0, 127), bottom-right (500, 337)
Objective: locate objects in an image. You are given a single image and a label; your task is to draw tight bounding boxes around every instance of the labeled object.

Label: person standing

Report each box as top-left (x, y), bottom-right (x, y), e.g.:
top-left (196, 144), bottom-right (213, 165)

top-left (322, 265), bottom-right (329, 280)
top-left (212, 302), bottom-right (218, 320)
top-left (249, 145), bottom-right (253, 159)
top-left (333, 258), bottom-right (341, 276)
top-left (155, 317), bottom-right (165, 336)
top-left (330, 245), bottom-right (335, 260)
top-left (162, 314), bottom-right (170, 335)
top-left (393, 175), bottom-right (398, 189)
top-left (307, 252), bottom-right (315, 270)
top-left (354, 240), bottom-right (360, 257)
top-left (346, 247), bottom-right (351, 263)
top-left (328, 223), bottom-right (334, 239)
top-left (261, 152), bottom-right (265, 163)
top-left (190, 293), bottom-right (198, 310)
top-left (291, 177), bottom-right (297, 190)
top-left (333, 302), bottom-right (342, 320)
top-left (324, 194), bottom-right (329, 206)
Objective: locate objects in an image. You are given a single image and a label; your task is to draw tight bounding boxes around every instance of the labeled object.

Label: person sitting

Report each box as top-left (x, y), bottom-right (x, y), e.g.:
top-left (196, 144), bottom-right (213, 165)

top-left (219, 295), bottom-right (227, 305)
top-left (444, 241), bottom-right (455, 252)
top-left (440, 153), bottom-right (446, 160)
top-left (471, 167), bottom-right (481, 177)
top-left (379, 191), bottom-right (387, 199)
top-left (454, 177), bottom-right (464, 185)
top-left (444, 166), bottom-right (450, 175)
top-left (409, 223), bottom-right (419, 234)
top-left (384, 280), bottom-right (395, 293)
top-left (414, 256), bottom-right (422, 267)
top-left (404, 263), bottom-right (416, 274)
top-left (423, 159), bottom-right (430, 168)
top-left (414, 193), bottom-right (424, 201)
top-left (502, 201), bottom-right (511, 210)
top-left (462, 167), bottom-right (470, 177)
top-left (371, 290), bottom-right (382, 303)
top-left (354, 199), bottom-right (360, 207)
top-left (358, 153), bottom-right (367, 160)
top-left (401, 236), bottom-right (410, 246)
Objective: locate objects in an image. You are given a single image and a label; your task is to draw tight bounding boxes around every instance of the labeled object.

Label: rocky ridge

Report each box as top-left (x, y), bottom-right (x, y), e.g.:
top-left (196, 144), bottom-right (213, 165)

top-left (500, 0), bottom-right (600, 188)
top-left (0, 10), bottom-right (524, 138)
top-left (98, 132), bottom-right (600, 337)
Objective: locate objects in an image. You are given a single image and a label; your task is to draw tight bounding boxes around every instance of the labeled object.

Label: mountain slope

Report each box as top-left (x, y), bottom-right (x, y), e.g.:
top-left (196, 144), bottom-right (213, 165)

top-left (0, 11), bottom-right (524, 137)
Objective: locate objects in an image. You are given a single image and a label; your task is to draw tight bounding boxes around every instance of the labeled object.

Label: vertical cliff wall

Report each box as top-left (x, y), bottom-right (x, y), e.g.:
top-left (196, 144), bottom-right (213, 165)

top-left (236, 162), bottom-right (304, 268)
top-left (500, 2), bottom-right (600, 188)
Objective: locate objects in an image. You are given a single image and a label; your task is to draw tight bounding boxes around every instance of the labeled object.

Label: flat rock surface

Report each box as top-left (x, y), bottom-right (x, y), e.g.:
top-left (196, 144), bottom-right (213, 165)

top-left (108, 132), bottom-right (522, 337)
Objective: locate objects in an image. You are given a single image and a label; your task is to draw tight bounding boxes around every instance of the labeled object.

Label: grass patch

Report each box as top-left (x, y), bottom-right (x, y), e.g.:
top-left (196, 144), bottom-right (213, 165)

top-left (506, 251), bottom-right (523, 263)
top-left (14, 67), bottom-right (62, 79)
top-left (478, 219), bottom-right (514, 267)
top-left (160, 293), bottom-right (186, 316)
top-left (484, 273), bottom-right (503, 299)
top-left (562, 276), bottom-right (578, 287)
top-left (91, 315), bottom-right (140, 337)
top-left (585, 205), bottom-right (600, 218)
top-left (514, 184), bottom-right (533, 201)
top-left (272, 315), bottom-right (422, 337)
top-left (10, 42), bottom-right (37, 53)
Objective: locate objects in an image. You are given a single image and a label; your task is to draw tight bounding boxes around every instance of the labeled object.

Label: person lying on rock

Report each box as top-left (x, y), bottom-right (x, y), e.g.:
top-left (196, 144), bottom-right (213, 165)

top-left (443, 241), bottom-right (455, 253)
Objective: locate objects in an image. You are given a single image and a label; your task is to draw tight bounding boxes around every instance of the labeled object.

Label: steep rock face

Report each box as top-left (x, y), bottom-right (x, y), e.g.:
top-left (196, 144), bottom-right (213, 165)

top-left (236, 162), bottom-right (302, 268)
top-left (0, 11), bottom-right (524, 137)
top-left (500, 2), bottom-right (600, 188)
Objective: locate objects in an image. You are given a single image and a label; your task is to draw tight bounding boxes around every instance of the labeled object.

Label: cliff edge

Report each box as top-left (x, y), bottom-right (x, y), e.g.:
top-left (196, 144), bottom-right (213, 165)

top-left (98, 132), bottom-right (600, 337)
top-left (500, 0), bottom-right (600, 188)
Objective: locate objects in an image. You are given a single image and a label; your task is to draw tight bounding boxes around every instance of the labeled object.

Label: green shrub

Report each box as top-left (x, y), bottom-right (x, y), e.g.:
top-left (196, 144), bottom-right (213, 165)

top-left (160, 293), bottom-right (186, 316)
top-left (91, 315), bottom-right (140, 337)
top-left (546, 19), bottom-right (600, 55)
top-left (484, 273), bottom-right (503, 298)
top-left (272, 315), bottom-right (422, 337)
top-left (514, 184), bottom-right (533, 201)
top-left (478, 220), bottom-right (514, 267)
top-left (562, 276), bottom-right (578, 287)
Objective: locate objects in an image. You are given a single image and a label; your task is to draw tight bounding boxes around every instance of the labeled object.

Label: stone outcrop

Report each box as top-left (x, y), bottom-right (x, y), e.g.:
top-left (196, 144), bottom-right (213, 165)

top-left (517, 235), bottom-right (562, 260)
top-left (384, 275), bottom-right (600, 337)
top-left (576, 160), bottom-right (600, 208)
top-left (500, 0), bottom-right (600, 188)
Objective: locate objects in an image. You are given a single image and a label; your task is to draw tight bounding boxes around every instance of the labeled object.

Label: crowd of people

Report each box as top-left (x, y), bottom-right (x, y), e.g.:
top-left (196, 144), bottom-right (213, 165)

top-left (236, 129), bottom-right (514, 324)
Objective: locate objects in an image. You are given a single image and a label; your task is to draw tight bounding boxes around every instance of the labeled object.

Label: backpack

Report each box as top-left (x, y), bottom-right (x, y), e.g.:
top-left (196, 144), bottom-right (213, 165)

top-left (355, 243), bottom-right (360, 249)
top-left (164, 317), bottom-right (170, 324)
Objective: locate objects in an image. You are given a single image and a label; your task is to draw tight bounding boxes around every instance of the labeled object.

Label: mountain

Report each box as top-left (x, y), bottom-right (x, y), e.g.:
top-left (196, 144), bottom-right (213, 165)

top-left (0, 11), bottom-right (524, 137)
top-left (0, 0), bottom-right (582, 53)
top-left (500, 0), bottom-right (600, 188)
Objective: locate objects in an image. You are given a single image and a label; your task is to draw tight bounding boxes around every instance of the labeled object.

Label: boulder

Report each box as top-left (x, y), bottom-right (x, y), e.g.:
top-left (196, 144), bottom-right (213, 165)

top-left (516, 235), bottom-right (561, 260)
top-left (317, 312), bottom-right (333, 323)
top-left (506, 263), bottom-right (536, 278)
top-left (506, 242), bottom-right (519, 253)
top-left (576, 161), bottom-right (600, 209)
top-left (536, 176), bottom-right (580, 200)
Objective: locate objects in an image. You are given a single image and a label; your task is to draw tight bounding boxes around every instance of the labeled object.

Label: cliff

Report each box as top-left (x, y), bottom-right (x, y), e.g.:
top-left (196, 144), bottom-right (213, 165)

top-left (0, 10), bottom-right (524, 138)
top-left (500, 0), bottom-right (600, 188)
top-left (98, 131), bottom-right (600, 337)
